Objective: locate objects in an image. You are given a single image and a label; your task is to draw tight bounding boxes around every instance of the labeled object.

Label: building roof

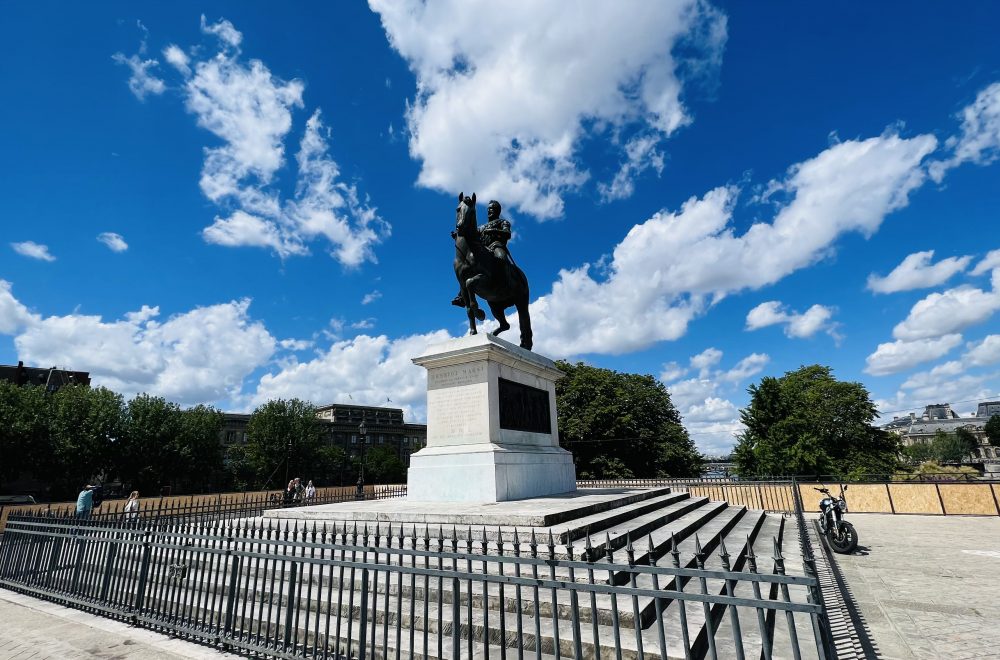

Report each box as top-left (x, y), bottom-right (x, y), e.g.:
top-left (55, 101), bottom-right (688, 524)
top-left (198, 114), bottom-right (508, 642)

top-left (0, 362), bottom-right (91, 390)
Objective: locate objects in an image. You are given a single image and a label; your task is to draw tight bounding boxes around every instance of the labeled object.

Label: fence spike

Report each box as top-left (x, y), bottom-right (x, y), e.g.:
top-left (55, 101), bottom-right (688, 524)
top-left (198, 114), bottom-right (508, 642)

top-left (605, 532), bottom-right (614, 562)
top-left (772, 536), bottom-right (783, 561)
top-left (718, 537), bottom-right (730, 562)
top-left (647, 533), bottom-right (657, 566)
top-left (482, 526), bottom-right (489, 553)
top-left (694, 533), bottom-right (703, 556)
top-left (746, 535), bottom-right (758, 573)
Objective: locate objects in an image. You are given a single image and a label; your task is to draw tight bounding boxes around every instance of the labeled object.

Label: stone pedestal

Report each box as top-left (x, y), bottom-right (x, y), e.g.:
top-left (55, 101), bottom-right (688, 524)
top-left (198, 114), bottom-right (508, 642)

top-left (406, 333), bottom-right (576, 502)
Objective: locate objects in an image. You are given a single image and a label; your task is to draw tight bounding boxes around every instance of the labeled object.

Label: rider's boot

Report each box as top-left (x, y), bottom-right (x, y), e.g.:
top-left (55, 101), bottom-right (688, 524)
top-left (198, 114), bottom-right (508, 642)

top-left (451, 292), bottom-right (465, 307)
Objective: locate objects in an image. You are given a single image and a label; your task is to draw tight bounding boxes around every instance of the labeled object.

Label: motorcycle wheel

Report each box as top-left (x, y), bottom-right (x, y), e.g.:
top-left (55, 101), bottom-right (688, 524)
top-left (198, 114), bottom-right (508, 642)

top-left (828, 521), bottom-right (858, 554)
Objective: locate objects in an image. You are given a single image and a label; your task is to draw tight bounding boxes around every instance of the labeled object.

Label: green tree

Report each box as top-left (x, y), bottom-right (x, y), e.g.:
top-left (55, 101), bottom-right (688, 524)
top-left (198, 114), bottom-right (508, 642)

top-left (929, 430), bottom-right (972, 463)
top-left (985, 414), bottom-right (1000, 447)
top-left (362, 446), bottom-right (407, 484)
top-left (733, 365), bottom-right (899, 478)
top-left (176, 404), bottom-right (225, 492)
top-left (0, 382), bottom-right (50, 488)
top-left (245, 399), bottom-right (324, 488)
top-left (901, 441), bottom-right (935, 464)
top-left (555, 361), bottom-right (703, 478)
top-left (122, 394), bottom-right (183, 494)
top-left (48, 385), bottom-right (126, 498)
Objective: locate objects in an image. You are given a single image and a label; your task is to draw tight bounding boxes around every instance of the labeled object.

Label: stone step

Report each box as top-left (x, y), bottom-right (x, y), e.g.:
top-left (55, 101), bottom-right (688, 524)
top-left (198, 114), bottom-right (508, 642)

top-left (565, 495), bottom-right (711, 561)
top-left (551, 490), bottom-right (690, 544)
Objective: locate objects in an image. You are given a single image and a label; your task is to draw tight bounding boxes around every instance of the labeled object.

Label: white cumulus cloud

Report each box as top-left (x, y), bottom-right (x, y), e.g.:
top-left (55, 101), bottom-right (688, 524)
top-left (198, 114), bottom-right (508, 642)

top-left (370, 0), bottom-right (726, 218)
top-left (11, 241), bottom-right (56, 262)
top-left (964, 334), bottom-right (1000, 367)
top-left (971, 248), bottom-right (1000, 276)
top-left (251, 330), bottom-right (454, 422)
top-left (112, 52), bottom-right (166, 101)
top-left (867, 249), bottom-right (971, 294)
top-left (13, 294), bottom-right (276, 406)
top-left (864, 334), bottom-right (963, 376)
top-left (529, 129), bottom-right (935, 356)
top-left (929, 82), bottom-right (1000, 181)
top-left (745, 301), bottom-right (837, 339)
top-left (118, 17), bottom-right (387, 266)
top-left (0, 280), bottom-right (40, 334)
top-left (665, 348), bottom-right (768, 454)
top-left (97, 232), bottom-right (129, 252)
top-left (891, 281), bottom-right (1000, 341)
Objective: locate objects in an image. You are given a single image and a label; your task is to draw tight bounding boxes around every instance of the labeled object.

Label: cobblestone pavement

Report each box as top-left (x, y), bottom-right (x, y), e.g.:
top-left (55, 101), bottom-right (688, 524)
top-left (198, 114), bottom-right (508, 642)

top-left (0, 589), bottom-right (242, 660)
top-left (830, 514), bottom-right (1000, 660)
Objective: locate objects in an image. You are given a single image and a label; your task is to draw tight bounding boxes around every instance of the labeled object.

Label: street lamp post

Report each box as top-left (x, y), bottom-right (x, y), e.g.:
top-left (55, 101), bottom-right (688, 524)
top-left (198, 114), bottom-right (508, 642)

top-left (283, 438), bottom-right (293, 490)
top-left (356, 421), bottom-right (367, 500)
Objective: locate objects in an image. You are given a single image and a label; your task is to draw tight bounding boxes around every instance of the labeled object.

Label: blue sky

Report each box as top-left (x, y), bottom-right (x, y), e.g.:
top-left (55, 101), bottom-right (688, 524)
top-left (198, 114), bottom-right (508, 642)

top-left (2, 2), bottom-right (999, 454)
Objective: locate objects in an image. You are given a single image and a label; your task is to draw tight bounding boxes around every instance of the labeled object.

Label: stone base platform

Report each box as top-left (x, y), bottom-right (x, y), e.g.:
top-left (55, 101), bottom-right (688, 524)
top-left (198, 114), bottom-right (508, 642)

top-left (262, 487), bottom-right (669, 528)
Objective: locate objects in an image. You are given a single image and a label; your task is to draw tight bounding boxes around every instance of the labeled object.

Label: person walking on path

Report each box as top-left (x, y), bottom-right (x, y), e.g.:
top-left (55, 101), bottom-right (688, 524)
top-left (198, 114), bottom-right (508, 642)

top-left (284, 479), bottom-right (295, 505)
top-left (123, 491), bottom-right (140, 520)
top-left (75, 484), bottom-right (97, 519)
top-left (292, 477), bottom-right (305, 503)
top-left (304, 480), bottom-right (316, 501)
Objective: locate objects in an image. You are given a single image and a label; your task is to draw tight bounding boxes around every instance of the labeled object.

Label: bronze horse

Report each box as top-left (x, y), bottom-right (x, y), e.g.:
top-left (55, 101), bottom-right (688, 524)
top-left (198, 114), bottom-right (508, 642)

top-left (453, 192), bottom-right (533, 350)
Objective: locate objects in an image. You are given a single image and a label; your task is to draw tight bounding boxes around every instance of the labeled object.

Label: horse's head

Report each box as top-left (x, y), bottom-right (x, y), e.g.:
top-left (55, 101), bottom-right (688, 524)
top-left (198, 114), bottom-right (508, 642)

top-left (456, 191), bottom-right (477, 235)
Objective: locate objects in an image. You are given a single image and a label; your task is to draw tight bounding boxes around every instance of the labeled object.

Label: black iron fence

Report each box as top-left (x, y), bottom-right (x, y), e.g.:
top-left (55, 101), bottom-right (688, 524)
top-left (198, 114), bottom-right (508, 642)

top-left (0, 511), bottom-right (829, 659)
top-left (0, 485), bottom-right (408, 533)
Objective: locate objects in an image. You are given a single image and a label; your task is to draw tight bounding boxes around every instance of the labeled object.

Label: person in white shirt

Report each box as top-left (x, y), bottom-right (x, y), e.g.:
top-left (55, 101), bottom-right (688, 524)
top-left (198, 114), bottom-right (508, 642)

top-left (123, 491), bottom-right (140, 520)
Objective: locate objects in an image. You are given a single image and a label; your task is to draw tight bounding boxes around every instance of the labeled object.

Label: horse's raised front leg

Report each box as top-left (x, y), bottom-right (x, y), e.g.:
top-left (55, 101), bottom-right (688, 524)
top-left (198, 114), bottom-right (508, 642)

top-left (488, 301), bottom-right (511, 337)
top-left (464, 275), bottom-right (487, 322)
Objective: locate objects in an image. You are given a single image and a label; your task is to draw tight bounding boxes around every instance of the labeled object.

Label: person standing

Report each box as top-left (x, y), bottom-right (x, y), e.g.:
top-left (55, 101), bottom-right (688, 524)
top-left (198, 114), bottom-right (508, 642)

top-left (123, 491), bottom-right (140, 520)
top-left (292, 477), bottom-right (305, 503)
top-left (305, 480), bottom-right (316, 501)
top-left (75, 484), bottom-right (95, 519)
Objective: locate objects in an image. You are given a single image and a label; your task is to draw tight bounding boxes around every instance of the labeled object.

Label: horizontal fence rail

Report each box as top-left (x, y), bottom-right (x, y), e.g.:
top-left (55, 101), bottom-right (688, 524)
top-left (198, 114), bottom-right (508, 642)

top-left (0, 512), bottom-right (828, 660)
top-left (580, 478), bottom-right (1000, 517)
top-left (0, 484), bottom-right (407, 534)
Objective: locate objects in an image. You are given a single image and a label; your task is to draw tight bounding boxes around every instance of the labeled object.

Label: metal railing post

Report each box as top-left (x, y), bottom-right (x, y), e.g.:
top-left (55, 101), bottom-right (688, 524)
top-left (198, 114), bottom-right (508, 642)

top-left (133, 529), bottom-right (152, 613)
top-left (222, 532), bottom-right (241, 646)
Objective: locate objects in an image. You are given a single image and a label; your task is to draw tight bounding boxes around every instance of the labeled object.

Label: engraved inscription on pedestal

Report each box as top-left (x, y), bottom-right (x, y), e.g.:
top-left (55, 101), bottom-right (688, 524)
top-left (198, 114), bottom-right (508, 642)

top-left (427, 384), bottom-right (488, 443)
top-left (498, 378), bottom-right (551, 434)
top-left (428, 364), bottom-right (486, 390)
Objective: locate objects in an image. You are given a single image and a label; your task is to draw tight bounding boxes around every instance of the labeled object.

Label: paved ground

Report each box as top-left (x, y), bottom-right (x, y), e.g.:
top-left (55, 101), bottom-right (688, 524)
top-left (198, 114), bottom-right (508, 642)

top-left (830, 514), bottom-right (1000, 660)
top-left (0, 589), bottom-right (242, 660)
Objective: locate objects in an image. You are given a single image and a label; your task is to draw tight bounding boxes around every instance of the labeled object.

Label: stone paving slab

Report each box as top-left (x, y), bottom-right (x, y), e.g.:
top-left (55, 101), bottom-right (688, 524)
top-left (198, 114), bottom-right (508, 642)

top-left (830, 513), bottom-right (1000, 659)
top-left (0, 589), bottom-right (242, 660)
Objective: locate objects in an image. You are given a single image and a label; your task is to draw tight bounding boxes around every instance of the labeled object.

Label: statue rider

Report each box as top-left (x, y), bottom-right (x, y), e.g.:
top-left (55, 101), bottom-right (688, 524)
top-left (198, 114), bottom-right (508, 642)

top-left (451, 199), bottom-right (514, 307)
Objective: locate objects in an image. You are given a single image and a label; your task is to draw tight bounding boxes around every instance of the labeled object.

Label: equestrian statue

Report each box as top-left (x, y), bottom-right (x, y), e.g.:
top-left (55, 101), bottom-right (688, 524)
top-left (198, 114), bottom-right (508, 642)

top-left (451, 192), bottom-right (533, 350)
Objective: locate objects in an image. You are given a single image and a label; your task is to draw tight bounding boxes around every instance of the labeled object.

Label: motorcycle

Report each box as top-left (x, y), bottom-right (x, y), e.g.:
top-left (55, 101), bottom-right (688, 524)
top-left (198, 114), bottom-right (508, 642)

top-left (814, 485), bottom-right (858, 554)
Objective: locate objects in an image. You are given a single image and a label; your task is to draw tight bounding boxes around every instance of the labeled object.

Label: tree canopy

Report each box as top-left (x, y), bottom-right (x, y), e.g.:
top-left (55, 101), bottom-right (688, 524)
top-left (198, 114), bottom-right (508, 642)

top-left (245, 398), bottom-right (326, 488)
top-left (986, 414), bottom-right (1000, 447)
top-left (555, 360), bottom-right (703, 478)
top-left (901, 429), bottom-right (978, 464)
top-left (733, 365), bottom-right (899, 478)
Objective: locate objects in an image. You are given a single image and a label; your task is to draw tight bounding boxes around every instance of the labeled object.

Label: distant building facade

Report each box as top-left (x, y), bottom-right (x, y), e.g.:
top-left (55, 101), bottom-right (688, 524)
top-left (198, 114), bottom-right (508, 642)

top-left (882, 401), bottom-right (999, 460)
top-left (0, 361), bottom-right (91, 391)
top-left (220, 402), bottom-right (427, 470)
